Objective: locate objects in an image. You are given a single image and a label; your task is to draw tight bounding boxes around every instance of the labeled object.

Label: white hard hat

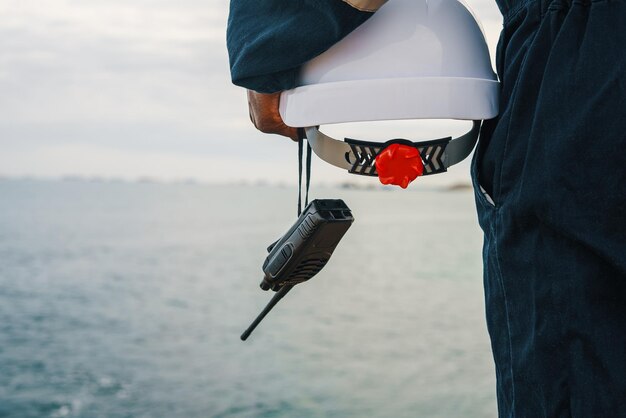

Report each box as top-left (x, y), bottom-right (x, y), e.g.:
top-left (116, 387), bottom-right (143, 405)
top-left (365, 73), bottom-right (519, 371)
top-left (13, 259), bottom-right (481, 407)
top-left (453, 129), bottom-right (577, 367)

top-left (279, 0), bottom-right (499, 187)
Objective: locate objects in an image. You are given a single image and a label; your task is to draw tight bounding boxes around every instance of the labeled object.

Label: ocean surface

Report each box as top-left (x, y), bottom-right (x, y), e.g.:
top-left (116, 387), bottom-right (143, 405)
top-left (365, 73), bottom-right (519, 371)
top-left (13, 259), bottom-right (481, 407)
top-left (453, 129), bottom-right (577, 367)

top-left (0, 179), bottom-right (497, 418)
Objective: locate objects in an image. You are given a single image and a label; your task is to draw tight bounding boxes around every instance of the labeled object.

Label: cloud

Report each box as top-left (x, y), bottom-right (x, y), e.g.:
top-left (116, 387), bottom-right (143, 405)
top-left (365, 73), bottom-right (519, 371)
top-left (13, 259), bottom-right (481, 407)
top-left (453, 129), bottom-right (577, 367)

top-left (0, 0), bottom-right (502, 185)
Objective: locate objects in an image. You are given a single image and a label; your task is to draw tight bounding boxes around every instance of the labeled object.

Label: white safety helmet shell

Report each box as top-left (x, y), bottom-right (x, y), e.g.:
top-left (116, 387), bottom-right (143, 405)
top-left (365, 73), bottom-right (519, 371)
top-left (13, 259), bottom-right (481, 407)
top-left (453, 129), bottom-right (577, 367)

top-left (279, 0), bottom-right (499, 127)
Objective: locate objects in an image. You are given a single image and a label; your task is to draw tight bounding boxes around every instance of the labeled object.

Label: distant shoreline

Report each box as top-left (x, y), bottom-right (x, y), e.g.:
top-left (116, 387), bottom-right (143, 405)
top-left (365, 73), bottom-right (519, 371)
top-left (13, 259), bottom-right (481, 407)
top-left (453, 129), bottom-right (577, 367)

top-left (0, 175), bottom-right (474, 192)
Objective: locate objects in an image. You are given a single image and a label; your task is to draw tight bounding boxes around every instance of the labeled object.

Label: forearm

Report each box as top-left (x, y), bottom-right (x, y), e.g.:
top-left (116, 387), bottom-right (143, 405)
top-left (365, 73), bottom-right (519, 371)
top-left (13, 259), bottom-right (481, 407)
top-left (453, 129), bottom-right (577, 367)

top-left (227, 0), bottom-right (382, 93)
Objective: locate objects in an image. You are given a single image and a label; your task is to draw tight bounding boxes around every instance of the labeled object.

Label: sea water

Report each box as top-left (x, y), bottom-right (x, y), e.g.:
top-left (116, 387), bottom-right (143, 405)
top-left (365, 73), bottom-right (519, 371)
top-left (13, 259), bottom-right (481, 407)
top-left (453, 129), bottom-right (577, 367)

top-left (0, 179), bottom-right (496, 418)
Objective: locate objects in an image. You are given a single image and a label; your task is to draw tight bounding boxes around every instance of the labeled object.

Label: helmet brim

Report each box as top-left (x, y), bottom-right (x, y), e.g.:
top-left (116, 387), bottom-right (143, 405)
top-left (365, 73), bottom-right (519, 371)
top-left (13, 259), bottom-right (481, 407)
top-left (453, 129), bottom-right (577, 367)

top-left (280, 76), bottom-right (499, 128)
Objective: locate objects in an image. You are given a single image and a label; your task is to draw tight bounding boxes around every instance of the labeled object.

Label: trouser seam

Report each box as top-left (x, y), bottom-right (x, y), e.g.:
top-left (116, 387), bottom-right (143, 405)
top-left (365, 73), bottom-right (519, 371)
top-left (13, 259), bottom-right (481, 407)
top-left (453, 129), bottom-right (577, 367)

top-left (494, 208), bottom-right (517, 417)
top-left (496, 27), bottom-right (540, 205)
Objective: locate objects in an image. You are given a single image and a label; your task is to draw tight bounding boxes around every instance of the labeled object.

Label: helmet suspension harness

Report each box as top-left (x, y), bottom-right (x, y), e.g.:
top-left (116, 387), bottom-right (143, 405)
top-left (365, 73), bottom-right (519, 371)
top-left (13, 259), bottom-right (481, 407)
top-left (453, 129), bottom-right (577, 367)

top-left (305, 121), bottom-right (481, 188)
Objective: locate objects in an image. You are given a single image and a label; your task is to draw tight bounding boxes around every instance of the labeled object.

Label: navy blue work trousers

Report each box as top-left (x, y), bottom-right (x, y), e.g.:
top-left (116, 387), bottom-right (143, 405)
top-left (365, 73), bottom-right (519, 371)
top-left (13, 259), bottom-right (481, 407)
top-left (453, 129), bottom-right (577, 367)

top-left (472, 0), bottom-right (626, 416)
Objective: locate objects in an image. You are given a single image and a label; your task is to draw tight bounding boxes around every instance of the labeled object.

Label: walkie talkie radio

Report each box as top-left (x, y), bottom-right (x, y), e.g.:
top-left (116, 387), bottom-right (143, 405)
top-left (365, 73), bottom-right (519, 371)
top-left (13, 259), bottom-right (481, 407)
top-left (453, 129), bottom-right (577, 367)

top-left (241, 199), bottom-right (353, 340)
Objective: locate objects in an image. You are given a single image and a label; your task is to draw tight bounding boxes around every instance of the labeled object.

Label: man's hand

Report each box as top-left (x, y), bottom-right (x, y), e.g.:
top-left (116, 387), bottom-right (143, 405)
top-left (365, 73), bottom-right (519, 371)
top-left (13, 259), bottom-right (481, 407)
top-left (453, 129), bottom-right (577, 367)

top-left (247, 90), bottom-right (299, 141)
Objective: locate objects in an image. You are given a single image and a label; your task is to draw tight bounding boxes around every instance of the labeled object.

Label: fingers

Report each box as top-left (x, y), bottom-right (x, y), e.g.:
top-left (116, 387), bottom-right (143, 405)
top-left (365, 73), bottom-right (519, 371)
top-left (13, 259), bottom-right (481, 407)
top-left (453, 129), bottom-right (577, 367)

top-left (247, 90), bottom-right (299, 141)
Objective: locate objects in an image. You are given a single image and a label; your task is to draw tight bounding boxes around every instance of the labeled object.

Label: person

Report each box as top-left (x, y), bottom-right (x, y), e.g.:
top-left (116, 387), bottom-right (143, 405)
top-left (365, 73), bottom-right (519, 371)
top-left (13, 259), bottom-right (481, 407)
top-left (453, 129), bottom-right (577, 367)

top-left (227, 0), bottom-right (626, 416)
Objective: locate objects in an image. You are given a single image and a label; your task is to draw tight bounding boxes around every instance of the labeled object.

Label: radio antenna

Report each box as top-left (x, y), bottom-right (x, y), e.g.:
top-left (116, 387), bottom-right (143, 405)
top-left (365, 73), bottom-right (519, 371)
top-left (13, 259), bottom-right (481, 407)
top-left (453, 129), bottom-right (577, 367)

top-left (240, 284), bottom-right (294, 341)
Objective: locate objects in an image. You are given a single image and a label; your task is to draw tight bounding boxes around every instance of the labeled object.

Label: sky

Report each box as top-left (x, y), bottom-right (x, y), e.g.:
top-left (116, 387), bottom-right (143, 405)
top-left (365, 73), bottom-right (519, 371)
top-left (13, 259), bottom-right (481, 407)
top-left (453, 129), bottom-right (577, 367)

top-left (0, 0), bottom-right (503, 186)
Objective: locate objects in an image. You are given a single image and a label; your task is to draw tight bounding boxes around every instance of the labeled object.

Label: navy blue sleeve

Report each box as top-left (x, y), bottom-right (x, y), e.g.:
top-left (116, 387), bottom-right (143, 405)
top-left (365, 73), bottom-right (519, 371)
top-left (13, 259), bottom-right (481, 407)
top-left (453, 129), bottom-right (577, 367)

top-left (227, 0), bottom-right (375, 93)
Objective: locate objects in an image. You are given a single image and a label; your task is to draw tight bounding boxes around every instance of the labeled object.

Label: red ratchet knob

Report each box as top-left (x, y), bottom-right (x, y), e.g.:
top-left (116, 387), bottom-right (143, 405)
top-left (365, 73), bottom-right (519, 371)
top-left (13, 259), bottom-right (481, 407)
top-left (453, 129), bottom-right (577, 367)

top-left (375, 143), bottom-right (424, 189)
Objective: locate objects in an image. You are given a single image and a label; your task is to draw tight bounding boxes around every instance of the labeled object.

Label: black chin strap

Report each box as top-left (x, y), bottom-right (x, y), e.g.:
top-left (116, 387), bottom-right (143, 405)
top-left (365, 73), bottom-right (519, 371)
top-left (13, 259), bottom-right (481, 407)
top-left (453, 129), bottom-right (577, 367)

top-left (297, 128), bottom-right (312, 217)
